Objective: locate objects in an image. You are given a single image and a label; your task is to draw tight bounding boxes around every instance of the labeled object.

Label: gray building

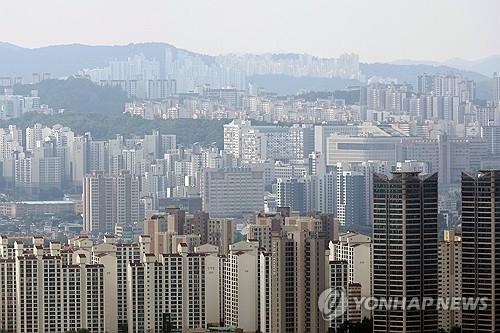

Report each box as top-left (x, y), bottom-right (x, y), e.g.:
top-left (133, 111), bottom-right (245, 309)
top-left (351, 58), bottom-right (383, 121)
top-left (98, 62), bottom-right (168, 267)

top-left (494, 72), bottom-right (500, 103)
top-left (337, 171), bottom-right (367, 227)
top-left (276, 178), bottom-right (306, 214)
top-left (201, 168), bottom-right (264, 217)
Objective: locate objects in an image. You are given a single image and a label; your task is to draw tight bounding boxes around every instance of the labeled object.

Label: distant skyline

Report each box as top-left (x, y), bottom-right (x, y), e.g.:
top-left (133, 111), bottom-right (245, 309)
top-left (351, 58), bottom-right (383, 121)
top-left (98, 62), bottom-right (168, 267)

top-left (1, 0), bottom-right (499, 63)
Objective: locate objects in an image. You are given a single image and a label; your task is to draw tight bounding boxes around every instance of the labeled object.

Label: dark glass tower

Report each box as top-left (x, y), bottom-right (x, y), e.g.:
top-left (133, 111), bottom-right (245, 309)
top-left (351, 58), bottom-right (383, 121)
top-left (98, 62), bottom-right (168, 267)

top-left (462, 170), bottom-right (500, 332)
top-left (372, 172), bottom-right (438, 332)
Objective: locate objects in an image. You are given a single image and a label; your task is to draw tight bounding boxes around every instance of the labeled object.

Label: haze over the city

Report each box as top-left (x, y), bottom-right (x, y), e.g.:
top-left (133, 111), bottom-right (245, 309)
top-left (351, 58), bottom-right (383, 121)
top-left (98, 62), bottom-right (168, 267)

top-left (1, 1), bottom-right (500, 333)
top-left (1, 0), bottom-right (500, 62)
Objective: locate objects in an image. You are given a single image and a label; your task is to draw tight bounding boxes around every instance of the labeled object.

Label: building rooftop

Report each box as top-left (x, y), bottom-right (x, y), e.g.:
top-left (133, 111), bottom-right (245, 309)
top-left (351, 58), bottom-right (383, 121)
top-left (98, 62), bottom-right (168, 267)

top-left (15, 201), bottom-right (75, 205)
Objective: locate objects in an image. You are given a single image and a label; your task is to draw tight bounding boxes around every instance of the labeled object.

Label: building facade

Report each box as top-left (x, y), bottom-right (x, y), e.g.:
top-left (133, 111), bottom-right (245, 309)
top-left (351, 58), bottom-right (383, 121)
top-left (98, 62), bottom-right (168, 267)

top-left (461, 170), bottom-right (500, 332)
top-left (372, 172), bottom-right (439, 332)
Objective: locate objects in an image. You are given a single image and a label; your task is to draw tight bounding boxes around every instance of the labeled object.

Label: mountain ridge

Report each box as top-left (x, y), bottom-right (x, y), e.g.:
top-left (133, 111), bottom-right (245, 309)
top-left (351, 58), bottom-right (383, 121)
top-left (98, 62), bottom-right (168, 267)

top-left (0, 42), bottom-right (493, 99)
top-left (390, 56), bottom-right (500, 77)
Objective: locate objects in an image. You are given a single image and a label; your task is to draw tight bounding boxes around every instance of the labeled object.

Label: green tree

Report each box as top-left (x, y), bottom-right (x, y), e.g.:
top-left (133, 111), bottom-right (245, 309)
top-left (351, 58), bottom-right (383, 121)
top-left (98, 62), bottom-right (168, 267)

top-left (331, 318), bottom-right (373, 333)
top-left (0, 112), bottom-right (230, 148)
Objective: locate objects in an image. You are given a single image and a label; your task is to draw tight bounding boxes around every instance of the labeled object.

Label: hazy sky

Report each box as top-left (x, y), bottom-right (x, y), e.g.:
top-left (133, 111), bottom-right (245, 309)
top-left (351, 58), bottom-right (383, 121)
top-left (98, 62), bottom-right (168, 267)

top-left (1, 0), bottom-right (499, 62)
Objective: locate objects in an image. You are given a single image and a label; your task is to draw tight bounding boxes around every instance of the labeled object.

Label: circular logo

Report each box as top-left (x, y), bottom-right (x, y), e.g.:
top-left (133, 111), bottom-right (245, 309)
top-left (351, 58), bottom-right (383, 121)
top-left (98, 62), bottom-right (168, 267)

top-left (318, 287), bottom-right (348, 321)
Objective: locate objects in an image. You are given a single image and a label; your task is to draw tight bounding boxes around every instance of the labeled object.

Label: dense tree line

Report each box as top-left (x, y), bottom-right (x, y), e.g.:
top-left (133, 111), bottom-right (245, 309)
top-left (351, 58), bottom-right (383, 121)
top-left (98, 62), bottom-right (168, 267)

top-left (13, 77), bottom-right (128, 114)
top-left (329, 318), bottom-right (373, 333)
top-left (297, 90), bottom-right (361, 104)
top-left (0, 112), bottom-right (229, 148)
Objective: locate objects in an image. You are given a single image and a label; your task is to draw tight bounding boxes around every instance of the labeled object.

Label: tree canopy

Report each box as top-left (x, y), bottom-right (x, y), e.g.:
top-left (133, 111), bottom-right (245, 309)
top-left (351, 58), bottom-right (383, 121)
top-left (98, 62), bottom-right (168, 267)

top-left (1, 112), bottom-right (229, 148)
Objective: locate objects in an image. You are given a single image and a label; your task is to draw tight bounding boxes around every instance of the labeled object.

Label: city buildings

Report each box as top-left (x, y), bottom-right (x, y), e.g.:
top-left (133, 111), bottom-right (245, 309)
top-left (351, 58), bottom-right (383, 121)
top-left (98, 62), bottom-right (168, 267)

top-left (10, 240), bottom-right (108, 332)
top-left (2, 43), bottom-right (500, 333)
top-left (0, 89), bottom-right (46, 120)
top-left (89, 50), bottom-right (358, 93)
top-left (0, 166), bottom-right (499, 333)
top-left (0, 208), bottom-right (336, 333)
top-left (223, 119), bottom-right (313, 161)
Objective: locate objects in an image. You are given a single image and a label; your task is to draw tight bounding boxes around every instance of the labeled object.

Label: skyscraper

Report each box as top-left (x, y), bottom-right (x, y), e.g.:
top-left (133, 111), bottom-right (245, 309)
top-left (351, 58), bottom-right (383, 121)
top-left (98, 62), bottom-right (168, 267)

top-left (326, 260), bottom-right (349, 331)
top-left (259, 219), bottom-right (326, 333)
top-left (336, 170), bottom-right (367, 226)
top-left (372, 172), bottom-right (439, 332)
top-left (494, 72), bottom-right (500, 104)
top-left (83, 171), bottom-right (114, 234)
top-left (438, 230), bottom-right (462, 331)
top-left (223, 241), bottom-right (259, 332)
top-left (461, 170), bottom-right (500, 332)
top-left (83, 170), bottom-right (140, 235)
top-left (276, 177), bottom-right (307, 214)
top-left (14, 244), bottom-right (106, 333)
top-left (127, 250), bottom-right (207, 332)
top-left (115, 170), bottom-right (140, 227)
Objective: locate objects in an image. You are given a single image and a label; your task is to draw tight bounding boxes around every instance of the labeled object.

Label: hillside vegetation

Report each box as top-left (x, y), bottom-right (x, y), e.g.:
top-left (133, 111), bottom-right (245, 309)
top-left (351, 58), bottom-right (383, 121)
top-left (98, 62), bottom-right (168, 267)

top-left (13, 78), bottom-right (128, 114)
top-left (1, 112), bottom-right (228, 147)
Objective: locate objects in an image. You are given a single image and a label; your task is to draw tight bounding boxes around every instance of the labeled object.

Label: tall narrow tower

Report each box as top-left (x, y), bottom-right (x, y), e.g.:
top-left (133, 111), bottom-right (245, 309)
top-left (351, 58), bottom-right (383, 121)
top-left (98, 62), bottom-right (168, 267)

top-left (494, 72), bottom-right (500, 104)
top-left (372, 172), bottom-right (439, 332)
top-left (461, 170), bottom-right (500, 332)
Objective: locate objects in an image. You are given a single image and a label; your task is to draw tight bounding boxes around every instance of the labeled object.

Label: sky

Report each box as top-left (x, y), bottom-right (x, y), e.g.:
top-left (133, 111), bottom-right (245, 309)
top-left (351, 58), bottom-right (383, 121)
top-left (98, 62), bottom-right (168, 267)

top-left (1, 0), bottom-right (499, 62)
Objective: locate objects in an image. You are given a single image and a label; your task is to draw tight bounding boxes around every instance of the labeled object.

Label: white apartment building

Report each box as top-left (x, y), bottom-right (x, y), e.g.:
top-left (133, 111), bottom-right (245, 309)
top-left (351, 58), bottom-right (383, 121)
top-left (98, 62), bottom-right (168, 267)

top-left (494, 72), bottom-right (500, 103)
top-left (195, 244), bottom-right (223, 326)
top-left (330, 231), bottom-right (372, 319)
top-left (223, 119), bottom-right (252, 158)
top-left (14, 248), bottom-right (106, 333)
top-left (223, 243), bottom-right (258, 332)
top-left (0, 257), bottom-right (15, 332)
top-left (92, 235), bottom-right (148, 332)
top-left (0, 235), bottom-right (155, 333)
top-left (127, 250), bottom-right (208, 333)
top-left (223, 119), bottom-right (313, 161)
top-left (115, 242), bottom-right (142, 329)
top-left (14, 155), bottom-right (62, 190)
top-left (25, 123), bottom-right (43, 152)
